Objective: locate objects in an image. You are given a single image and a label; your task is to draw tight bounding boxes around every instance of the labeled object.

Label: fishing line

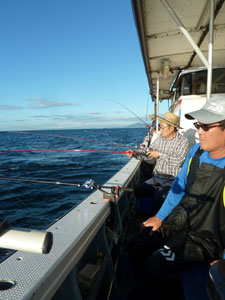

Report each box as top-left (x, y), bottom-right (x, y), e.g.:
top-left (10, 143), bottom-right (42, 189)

top-left (10, 131), bottom-right (136, 149)
top-left (0, 148), bottom-right (131, 155)
top-left (108, 99), bottom-right (149, 127)
top-left (3, 187), bottom-right (44, 223)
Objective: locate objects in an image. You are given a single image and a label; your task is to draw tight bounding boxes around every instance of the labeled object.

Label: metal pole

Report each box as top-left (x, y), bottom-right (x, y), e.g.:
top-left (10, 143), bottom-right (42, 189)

top-left (196, 0), bottom-right (209, 30)
top-left (161, 0), bottom-right (210, 69)
top-left (155, 73), bottom-right (159, 133)
top-left (207, 0), bottom-right (214, 100)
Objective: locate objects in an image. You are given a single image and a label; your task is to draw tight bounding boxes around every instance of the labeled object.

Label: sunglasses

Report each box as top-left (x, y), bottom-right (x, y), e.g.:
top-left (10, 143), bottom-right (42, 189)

top-left (193, 122), bottom-right (223, 131)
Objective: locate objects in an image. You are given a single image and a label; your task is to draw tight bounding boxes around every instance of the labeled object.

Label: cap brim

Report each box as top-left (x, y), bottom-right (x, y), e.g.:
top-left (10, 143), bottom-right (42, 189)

top-left (185, 109), bottom-right (225, 124)
top-left (156, 115), bottom-right (182, 129)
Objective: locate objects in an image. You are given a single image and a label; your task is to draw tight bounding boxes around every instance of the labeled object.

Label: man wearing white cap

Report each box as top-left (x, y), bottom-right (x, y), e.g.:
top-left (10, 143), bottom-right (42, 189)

top-left (128, 95), bottom-right (225, 299)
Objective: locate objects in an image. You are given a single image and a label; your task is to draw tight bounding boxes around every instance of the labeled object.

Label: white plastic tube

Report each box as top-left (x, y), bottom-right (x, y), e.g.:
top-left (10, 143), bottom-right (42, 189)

top-left (0, 228), bottom-right (53, 254)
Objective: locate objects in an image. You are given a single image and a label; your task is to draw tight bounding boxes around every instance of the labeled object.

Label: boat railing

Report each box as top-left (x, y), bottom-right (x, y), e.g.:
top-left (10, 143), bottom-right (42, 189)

top-left (0, 157), bottom-right (141, 300)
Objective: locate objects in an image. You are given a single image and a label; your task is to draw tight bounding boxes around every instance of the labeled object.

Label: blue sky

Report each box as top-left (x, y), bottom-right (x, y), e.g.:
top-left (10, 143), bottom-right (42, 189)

top-left (0, 0), bottom-right (169, 131)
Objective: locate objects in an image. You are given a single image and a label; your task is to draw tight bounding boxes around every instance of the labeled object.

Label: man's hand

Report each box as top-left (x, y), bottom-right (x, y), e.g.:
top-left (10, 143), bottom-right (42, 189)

top-left (147, 150), bottom-right (160, 158)
top-left (210, 260), bottom-right (220, 266)
top-left (124, 150), bottom-right (135, 158)
top-left (141, 216), bottom-right (162, 235)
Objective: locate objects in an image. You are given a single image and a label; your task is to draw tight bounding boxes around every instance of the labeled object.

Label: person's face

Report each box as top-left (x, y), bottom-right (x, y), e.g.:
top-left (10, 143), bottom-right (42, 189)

top-left (159, 121), bottom-right (174, 138)
top-left (150, 128), bottom-right (156, 135)
top-left (196, 122), bottom-right (225, 156)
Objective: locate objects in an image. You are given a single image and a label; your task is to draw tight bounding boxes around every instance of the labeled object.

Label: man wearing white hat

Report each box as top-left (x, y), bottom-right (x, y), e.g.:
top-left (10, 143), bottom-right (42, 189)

top-left (128, 95), bottom-right (225, 300)
top-left (127, 111), bottom-right (190, 213)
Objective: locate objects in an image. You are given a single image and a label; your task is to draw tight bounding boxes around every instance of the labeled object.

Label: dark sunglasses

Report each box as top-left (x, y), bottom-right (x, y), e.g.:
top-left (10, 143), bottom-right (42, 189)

top-left (193, 122), bottom-right (223, 131)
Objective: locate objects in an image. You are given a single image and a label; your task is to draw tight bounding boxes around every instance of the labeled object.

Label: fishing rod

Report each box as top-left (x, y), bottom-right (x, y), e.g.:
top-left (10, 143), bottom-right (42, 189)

top-left (0, 148), bottom-right (152, 160)
top-left (10, 131), bottom-right (137, 149)
top-left (0, 177), bottom-right (99, 188)
top-left (0, 148), bottom-right (132, 155)
top-left (108, 99), bottom-right (150, 127)
top-left (0, 176), bottom-right (132, 240)
top-left (0, 177), bottom-right (133, 201)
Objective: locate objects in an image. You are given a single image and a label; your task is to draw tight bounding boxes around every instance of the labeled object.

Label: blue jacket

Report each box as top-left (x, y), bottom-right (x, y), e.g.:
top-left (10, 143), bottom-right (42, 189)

top-left (157, 143), bottom-right (225, 221)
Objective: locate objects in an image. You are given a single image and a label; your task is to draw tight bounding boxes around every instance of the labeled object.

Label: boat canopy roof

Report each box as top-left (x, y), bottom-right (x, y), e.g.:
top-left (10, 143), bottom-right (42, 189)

top-left (131, 0), bottom-right (225, 101)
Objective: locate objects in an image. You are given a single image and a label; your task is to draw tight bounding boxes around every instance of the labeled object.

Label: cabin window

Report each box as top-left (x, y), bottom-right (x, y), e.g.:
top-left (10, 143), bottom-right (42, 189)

top-left (193, 68), bottom-right (225, 95)
top-left (212, 68), bottom-right (225, 93)
top-left (173, 68), bottom-right (225, 99)
top-left (173, 80), bottom-right (182, 101)
top-left (193, 71), bottom-right (207, 94)
top-left (181, 73), bottom-right (192, 95)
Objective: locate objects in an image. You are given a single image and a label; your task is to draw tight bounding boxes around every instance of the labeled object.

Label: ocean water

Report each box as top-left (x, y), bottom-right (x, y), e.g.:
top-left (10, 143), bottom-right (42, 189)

top-left (0, 128), bottom-right (145, 231)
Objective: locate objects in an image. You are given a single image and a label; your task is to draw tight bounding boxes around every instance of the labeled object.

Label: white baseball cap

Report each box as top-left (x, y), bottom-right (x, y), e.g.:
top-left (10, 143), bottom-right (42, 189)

top-left (185, 94), bottom-right (225, 124)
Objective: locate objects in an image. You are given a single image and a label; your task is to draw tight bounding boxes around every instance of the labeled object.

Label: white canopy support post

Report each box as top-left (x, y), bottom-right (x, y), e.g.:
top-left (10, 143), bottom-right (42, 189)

top-left (160, 0), bottom-right (210, 69)
top-left (196, 0), bottom-right (209, 30)
top-left (155, 73), bottom-right (159, 133)
top-left (207, 0), bottom-right (214, 100)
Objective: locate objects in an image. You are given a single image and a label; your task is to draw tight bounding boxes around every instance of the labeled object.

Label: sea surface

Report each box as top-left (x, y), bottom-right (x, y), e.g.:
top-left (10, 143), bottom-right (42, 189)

top-left (0, 128), bottom-right (146, 231)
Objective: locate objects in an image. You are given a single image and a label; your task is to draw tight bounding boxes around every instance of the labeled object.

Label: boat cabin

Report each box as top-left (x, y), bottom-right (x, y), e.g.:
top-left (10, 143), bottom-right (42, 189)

top-left (171, 66), bottom-right (225, 145)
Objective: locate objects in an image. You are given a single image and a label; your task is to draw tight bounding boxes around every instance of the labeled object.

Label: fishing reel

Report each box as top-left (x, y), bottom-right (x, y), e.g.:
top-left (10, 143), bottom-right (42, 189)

top-left (82, 179), bottom-right (96, 189)
top-left (131, 148), bottom-right (153, 160)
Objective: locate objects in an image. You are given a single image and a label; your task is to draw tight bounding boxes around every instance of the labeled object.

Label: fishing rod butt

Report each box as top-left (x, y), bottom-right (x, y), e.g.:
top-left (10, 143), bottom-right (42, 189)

top-left (0, 228), bottom-right (53, 254)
